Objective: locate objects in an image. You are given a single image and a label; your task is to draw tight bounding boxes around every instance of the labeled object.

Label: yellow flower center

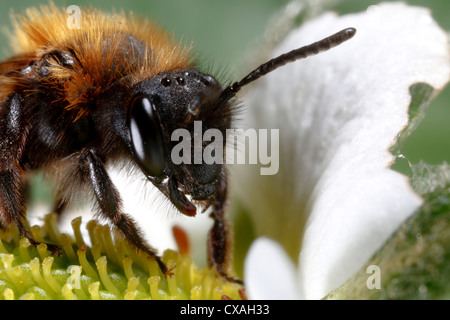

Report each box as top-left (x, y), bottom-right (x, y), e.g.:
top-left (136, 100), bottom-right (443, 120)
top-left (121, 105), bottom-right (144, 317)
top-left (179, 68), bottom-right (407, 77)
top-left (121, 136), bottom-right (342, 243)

top-left (0, 213), bottom-right (244, 300)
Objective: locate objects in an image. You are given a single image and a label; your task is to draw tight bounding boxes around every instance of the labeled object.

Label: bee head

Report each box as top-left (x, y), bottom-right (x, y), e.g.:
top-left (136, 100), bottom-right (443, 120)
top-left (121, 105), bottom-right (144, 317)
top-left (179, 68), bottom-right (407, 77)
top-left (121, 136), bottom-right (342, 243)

top-left (128, 69), bottom-right (232, 216)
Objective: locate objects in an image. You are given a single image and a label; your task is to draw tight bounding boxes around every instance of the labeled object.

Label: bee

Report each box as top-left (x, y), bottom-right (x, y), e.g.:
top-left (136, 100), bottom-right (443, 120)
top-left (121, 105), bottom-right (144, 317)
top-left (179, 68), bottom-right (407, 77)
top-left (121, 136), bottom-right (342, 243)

top-left (0, 3), bottom-right (355, 283)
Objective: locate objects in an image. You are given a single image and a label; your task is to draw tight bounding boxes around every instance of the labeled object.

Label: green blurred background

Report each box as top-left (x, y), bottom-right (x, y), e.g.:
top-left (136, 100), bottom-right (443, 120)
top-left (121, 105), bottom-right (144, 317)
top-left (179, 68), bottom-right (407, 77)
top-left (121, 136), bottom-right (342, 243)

top-left (0, 0), bottom-right (449, 174)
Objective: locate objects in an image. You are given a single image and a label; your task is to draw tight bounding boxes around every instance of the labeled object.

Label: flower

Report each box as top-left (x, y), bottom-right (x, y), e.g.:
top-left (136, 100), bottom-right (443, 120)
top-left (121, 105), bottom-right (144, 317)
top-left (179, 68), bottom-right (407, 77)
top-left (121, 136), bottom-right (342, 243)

top-left (234, 2), bottom-right (450, 299)
top-left (0, 213), bottom-right (243, 300)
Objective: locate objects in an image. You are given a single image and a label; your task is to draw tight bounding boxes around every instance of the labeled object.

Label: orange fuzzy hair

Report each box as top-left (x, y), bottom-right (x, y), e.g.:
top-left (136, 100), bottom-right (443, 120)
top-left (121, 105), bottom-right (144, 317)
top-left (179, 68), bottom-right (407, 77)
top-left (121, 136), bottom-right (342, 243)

top-left (2, 2), bottom-right (192, 119)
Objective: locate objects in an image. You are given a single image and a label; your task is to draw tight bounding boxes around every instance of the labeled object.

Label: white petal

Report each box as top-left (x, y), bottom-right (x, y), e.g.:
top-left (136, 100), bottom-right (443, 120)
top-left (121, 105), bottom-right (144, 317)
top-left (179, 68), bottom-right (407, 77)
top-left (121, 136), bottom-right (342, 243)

top-left (244, 237), bottom-right (301, 299)
top-left (233, 2), bottom-right (450, 299)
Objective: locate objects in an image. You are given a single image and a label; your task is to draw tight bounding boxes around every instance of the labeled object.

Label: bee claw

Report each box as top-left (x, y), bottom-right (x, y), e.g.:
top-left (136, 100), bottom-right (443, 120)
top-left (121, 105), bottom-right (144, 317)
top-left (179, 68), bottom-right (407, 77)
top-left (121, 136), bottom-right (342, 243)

top-left (155, 256), bottom-right (176, 278)
top-left (164, 265), bottom-right (176, 278)
top-left (48, 244), bottom-right (63, 257)
top-left (28, 238), bottom-right (62, 256)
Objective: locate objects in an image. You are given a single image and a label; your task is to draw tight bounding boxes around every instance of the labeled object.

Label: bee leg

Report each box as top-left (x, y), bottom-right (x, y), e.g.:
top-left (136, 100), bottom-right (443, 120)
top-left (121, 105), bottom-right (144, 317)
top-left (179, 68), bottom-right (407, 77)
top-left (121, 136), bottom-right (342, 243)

top-left (207, 168), bottom-right (243, 285)
top-left (0, 170), bottom-right (26, 234)
top-left (84, 150), bottom-right (169, 275)
top-left (0, 93), bottom-right (61, 255)
top-left (0, 94), bottom-right (27, 236)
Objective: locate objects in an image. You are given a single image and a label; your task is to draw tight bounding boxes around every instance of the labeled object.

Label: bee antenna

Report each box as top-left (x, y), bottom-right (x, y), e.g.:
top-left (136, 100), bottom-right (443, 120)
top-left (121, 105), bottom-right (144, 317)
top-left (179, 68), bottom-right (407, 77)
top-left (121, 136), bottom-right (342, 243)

top-left (217, 27), bottom-right (356, 106)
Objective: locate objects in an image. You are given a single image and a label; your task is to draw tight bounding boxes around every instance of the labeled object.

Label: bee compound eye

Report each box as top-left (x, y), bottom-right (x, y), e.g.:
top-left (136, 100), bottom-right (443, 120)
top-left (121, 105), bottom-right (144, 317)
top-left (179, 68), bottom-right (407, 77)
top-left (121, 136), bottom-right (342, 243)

top-left (129, 96), bottom-right (165, 177)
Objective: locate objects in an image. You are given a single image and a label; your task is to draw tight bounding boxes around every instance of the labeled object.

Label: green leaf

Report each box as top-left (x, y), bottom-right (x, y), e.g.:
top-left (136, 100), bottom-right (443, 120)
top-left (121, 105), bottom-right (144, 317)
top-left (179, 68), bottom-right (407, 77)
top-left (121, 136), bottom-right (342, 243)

top-left (409, 161), bottom-right (450, 196)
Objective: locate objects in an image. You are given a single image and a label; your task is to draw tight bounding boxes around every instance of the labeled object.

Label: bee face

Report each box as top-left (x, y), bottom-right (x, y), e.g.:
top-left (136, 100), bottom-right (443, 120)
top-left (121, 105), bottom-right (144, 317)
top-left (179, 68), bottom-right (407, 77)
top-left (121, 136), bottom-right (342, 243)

top-left (128, 69), bottom-right (229, 216)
